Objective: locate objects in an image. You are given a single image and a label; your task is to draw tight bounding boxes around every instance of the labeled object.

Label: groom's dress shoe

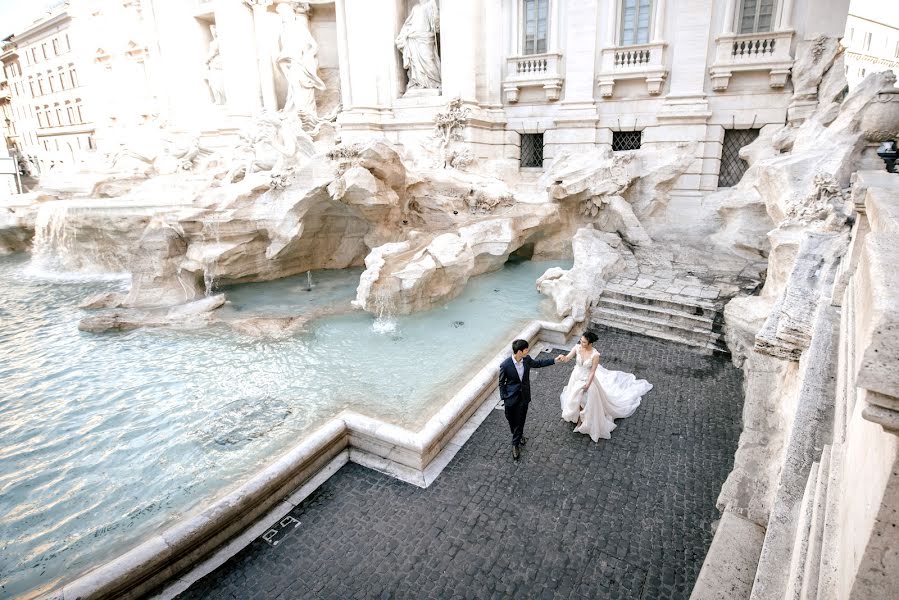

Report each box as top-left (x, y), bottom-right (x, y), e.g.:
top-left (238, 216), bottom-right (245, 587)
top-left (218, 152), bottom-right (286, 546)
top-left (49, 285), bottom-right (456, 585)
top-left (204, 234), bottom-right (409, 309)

top-left (519, 437), bottom-right (527, 446)
top-left (512, 446), bottom-right (521, 460)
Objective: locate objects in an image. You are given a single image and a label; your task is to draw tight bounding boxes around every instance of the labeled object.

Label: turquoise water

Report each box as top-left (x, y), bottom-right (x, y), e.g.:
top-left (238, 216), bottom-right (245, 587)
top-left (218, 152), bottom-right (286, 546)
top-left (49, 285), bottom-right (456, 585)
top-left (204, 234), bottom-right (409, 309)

top-left (0, 255), bottom-right (566, 599)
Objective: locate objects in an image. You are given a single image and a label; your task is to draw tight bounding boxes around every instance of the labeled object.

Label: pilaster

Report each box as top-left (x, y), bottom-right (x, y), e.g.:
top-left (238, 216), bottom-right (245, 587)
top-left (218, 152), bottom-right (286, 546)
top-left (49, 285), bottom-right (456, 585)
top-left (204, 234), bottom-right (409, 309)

top-left (214, 0), bottom-right (260, 115)
top-left (440, 0), bottom-right (480, 102)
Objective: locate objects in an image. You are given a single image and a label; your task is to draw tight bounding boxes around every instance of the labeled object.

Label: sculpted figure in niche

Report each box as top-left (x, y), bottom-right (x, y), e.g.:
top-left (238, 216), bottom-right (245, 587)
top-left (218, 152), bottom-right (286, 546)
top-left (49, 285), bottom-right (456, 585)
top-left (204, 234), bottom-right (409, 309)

top-left (204, 24), bottom-right (225, 105)
top-left (395, 0), bottom-right (441, 92)
top-left (275, 2), bottom-right (325, 116)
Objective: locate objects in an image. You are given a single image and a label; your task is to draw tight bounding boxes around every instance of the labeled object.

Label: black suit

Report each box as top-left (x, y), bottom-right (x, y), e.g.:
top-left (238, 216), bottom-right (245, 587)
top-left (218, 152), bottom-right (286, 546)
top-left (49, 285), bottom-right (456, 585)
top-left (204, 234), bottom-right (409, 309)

top-left (498, 354), bottom-right (555, 447)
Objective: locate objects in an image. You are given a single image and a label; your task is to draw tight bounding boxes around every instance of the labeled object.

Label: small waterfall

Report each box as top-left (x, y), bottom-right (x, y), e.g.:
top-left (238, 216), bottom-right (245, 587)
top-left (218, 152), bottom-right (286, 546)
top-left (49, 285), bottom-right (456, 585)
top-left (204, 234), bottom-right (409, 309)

top-left (26, 200), bottom-right (132, 280)
top-left (30, 201), bottom-right (73, 273)
top-left (203, 219), bottom-right (222, 297)
top-left (371, 289), bottom-right (397, 334)
top-left (306, 270), bottom-right (313, 291)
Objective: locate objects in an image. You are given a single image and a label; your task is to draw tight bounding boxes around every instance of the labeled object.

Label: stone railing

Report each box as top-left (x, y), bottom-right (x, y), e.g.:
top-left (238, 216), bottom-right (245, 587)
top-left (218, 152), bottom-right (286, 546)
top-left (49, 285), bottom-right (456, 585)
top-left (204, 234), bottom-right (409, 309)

top-left (502, 51), bottom-right (564, 103)
top-left (597, 41), bottom-right (667, 97)
top-left (709, 30), bottom-right (794, 91)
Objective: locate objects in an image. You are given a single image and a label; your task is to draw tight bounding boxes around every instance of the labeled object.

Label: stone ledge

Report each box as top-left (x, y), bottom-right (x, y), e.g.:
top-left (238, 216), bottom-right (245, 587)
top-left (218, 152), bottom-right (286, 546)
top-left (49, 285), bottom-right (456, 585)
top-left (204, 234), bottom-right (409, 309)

top-left (41, 317), bottom-right (579, 600)
top-left (855, 234), bottom-right (899, 402)
top-left (690, 511), bottom-right (766, 600)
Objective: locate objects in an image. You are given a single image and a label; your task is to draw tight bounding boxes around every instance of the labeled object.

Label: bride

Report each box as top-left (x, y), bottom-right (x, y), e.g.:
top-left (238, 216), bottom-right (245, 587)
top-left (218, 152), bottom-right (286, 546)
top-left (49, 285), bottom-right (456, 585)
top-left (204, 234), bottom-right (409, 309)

top-left (560, 331), bottom-right (652, 442)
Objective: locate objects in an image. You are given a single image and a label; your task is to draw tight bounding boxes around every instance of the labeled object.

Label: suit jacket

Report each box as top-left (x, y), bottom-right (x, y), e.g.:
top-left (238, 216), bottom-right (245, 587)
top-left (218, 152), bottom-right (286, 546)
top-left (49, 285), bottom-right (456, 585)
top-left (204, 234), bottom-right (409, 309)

top-left (498, 354), bottom-right (555, 408)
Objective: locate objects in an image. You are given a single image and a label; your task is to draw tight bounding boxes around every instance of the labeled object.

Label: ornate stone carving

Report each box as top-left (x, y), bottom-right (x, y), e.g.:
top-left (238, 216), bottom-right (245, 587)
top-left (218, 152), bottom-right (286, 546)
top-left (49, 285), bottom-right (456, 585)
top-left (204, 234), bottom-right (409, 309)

top-left (433, 97), bottom-right (471, 168)
top-left (204, 25), bottom-right (225, 105)
top-left (396, 0), bottom-right (441, 92)
top-left (222, 112), bottom-right (314, 187)
top-left (275, 2), bottom-right (325, 117)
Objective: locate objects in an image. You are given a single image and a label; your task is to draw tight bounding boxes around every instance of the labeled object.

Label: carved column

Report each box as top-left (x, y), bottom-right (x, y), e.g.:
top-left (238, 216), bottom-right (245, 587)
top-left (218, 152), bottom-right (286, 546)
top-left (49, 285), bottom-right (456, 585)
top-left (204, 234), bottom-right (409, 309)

top-left (214, 0), bottom-right (260, 115)
top-left (441, 0), bottom-right (480, 101)
top-left (605, 0), bottom-right (618, 46)
top-left (651, 0), bottom-right (667, 43)
top-left (778, 0), bottom-right (795, 30)
top-left (334, 0), bottom-right (352, 108)
top-left (722, 0), bottom-right (736, 35)
top-left (549, 0), bottom-right (562, 51)
top-left (338, 0), bottom-right (400, 112)
top-left (246, 0), bottom-right (277, 111)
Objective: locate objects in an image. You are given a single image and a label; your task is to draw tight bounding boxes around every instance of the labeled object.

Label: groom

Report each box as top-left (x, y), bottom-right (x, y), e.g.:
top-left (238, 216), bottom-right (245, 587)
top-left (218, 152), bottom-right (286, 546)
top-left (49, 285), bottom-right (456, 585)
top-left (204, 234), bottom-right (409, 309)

top-left (498, 339), bottom-right (563, 461)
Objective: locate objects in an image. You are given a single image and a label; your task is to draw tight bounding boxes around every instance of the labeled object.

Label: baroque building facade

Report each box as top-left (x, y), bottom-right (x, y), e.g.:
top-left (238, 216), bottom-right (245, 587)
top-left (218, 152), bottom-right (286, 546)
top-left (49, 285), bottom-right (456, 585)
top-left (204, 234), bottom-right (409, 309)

top-left (842, 8), bottom-right (899, 90)
top-left (0, 0), bottom-right (864, 192)
top-left (0, 2), bottom-right (94, 176)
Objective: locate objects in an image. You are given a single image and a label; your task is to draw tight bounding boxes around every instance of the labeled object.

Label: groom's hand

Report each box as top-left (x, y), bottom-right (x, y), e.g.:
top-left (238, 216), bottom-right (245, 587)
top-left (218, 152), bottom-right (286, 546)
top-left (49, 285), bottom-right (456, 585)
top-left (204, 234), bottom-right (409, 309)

top-left (554, 355), bottom-right (563, 363)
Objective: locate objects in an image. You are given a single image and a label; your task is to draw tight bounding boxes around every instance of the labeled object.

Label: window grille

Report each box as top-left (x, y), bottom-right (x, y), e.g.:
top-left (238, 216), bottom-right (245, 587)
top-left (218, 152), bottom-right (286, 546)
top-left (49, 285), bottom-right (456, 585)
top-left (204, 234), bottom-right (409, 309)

top-left (739, 0), bottom-right (775, 34)
top-left (522, 0), bottom-right (549, 55)
top-left (621, 0), bottom-right (652, 46)
top-left (718, 128), bottom-right (759, 188)
top-left (612, 130), bottom-right (642, 152)
top-left (520, 133), bottom-right (544, 168)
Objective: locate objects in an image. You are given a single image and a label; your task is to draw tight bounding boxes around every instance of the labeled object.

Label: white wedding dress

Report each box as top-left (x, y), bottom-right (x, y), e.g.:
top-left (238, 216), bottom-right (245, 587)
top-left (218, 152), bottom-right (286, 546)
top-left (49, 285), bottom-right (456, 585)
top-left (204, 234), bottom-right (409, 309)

top-left (560, 347), bottom-right (652, 442)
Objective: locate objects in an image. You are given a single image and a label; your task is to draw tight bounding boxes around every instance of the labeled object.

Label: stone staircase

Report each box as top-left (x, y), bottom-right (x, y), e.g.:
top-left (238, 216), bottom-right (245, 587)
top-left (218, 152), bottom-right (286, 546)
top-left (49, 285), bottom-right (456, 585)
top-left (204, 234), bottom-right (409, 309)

top-left (591, 279), bottom-right (730, 356)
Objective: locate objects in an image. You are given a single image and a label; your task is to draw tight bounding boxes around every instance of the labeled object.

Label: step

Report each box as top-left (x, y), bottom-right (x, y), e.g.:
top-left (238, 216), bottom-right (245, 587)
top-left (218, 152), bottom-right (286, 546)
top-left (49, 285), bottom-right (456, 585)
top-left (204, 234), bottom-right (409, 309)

top-left (592, 318), bottom-right (730, 356)
top-left (596, 296), bottom-right (719, 331)
top-left (602, 283), bottom-right (722, 318)
top-left (783, 459), bottom-right (823, 600)
top-left (799, 446), bottom-right (831, 600)
top-left (592, 306), bottom-right (727, 346)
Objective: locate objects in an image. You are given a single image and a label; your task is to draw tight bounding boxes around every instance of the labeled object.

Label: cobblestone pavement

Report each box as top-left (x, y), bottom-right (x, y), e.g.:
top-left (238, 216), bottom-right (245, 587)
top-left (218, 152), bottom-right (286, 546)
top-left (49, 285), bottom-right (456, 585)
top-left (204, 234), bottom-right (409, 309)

top-left (177, 326), bottom-right (743, 600)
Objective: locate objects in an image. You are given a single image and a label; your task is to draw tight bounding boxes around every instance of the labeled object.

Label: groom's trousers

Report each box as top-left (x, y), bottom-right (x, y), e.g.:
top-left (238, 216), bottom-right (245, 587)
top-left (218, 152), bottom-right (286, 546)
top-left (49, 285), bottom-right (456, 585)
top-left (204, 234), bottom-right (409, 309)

top-left (504, 399), bottom-right (528, 447)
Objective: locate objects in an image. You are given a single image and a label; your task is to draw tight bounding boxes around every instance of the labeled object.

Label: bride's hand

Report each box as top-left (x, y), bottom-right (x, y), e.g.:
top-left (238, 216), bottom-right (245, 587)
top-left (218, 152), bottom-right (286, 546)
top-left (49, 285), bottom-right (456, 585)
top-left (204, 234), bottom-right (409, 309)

top-left (581, 384), bottom-right (589, 393)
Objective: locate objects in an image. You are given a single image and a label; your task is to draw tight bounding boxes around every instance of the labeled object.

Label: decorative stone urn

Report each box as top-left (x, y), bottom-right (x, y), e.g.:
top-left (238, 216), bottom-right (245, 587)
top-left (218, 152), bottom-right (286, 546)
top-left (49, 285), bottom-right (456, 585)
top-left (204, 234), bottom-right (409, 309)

top-left (861, 84), bottom-right (899, 142)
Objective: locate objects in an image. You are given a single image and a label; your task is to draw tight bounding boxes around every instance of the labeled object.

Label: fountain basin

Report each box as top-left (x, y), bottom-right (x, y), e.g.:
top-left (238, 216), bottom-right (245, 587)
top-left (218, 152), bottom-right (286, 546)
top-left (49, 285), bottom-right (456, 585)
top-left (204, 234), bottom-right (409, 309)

top-left (0, 256), bottom-right (571, 599)
top-left (47, 318), bottom-right (576, 600)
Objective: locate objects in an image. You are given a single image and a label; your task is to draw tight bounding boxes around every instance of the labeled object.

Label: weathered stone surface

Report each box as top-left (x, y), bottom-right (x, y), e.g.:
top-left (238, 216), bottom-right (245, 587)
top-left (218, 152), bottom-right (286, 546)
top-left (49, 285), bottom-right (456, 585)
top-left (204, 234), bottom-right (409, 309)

top-left (749, 304), bottom-right (839, 600)
top-left (353, 232), bottom-right (473, 315)
top-left (124, 220), bottom-right (205, 308)
top-left (353, 202), bottom-right (559, 315)
top-left (723, 295), bottom-right (773, 368)
top-left (78, 291), bottom-right (126, 309)
top-left (854, 234), bottom-right (899, 399)
top-left (536, 225), bottom-right (625, 321)
top-left (229, 316), bottom-right (308, 339)
top-left (790, 37), bottom-right (843, 107)
top-left (716, 351), bottom-right (794, 526)
top-left (690, 511), bottom-right (766, 600)
top-left (78, 295), bottom-right (225, 333)
top-left (0, 207), bottom-right (32, 254)
top-left (543, 144), bottom-right (695, 222)
top-left (754, 232), bottom-right (848, 361)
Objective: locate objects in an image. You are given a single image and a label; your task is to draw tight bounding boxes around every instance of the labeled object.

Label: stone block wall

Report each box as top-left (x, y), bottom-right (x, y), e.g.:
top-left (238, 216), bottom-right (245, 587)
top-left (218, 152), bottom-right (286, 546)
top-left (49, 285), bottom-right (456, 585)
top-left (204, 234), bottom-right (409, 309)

top-left (692, 171), bottom-right (899, 600)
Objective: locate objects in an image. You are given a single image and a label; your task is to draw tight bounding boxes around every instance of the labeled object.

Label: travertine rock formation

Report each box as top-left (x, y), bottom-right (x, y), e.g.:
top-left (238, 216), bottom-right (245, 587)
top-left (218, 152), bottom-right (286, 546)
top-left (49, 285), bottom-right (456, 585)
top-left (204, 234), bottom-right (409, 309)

top-left (0, 205), bottom-right (32, 254)
top-left (536, 225), bottom-right (626, 321)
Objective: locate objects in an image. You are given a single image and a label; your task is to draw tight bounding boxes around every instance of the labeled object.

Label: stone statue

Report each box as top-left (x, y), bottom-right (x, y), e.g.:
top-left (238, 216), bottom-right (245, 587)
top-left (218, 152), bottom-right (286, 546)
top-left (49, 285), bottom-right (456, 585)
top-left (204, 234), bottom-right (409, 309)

top-left (275, 2), bottom-right (325, 116)
top-left (205, 24), bottom-right (225, 105)
top-left (222, 112), bottom-right (315, 184)
top-left (395, 0), bottom-right (441, 92)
